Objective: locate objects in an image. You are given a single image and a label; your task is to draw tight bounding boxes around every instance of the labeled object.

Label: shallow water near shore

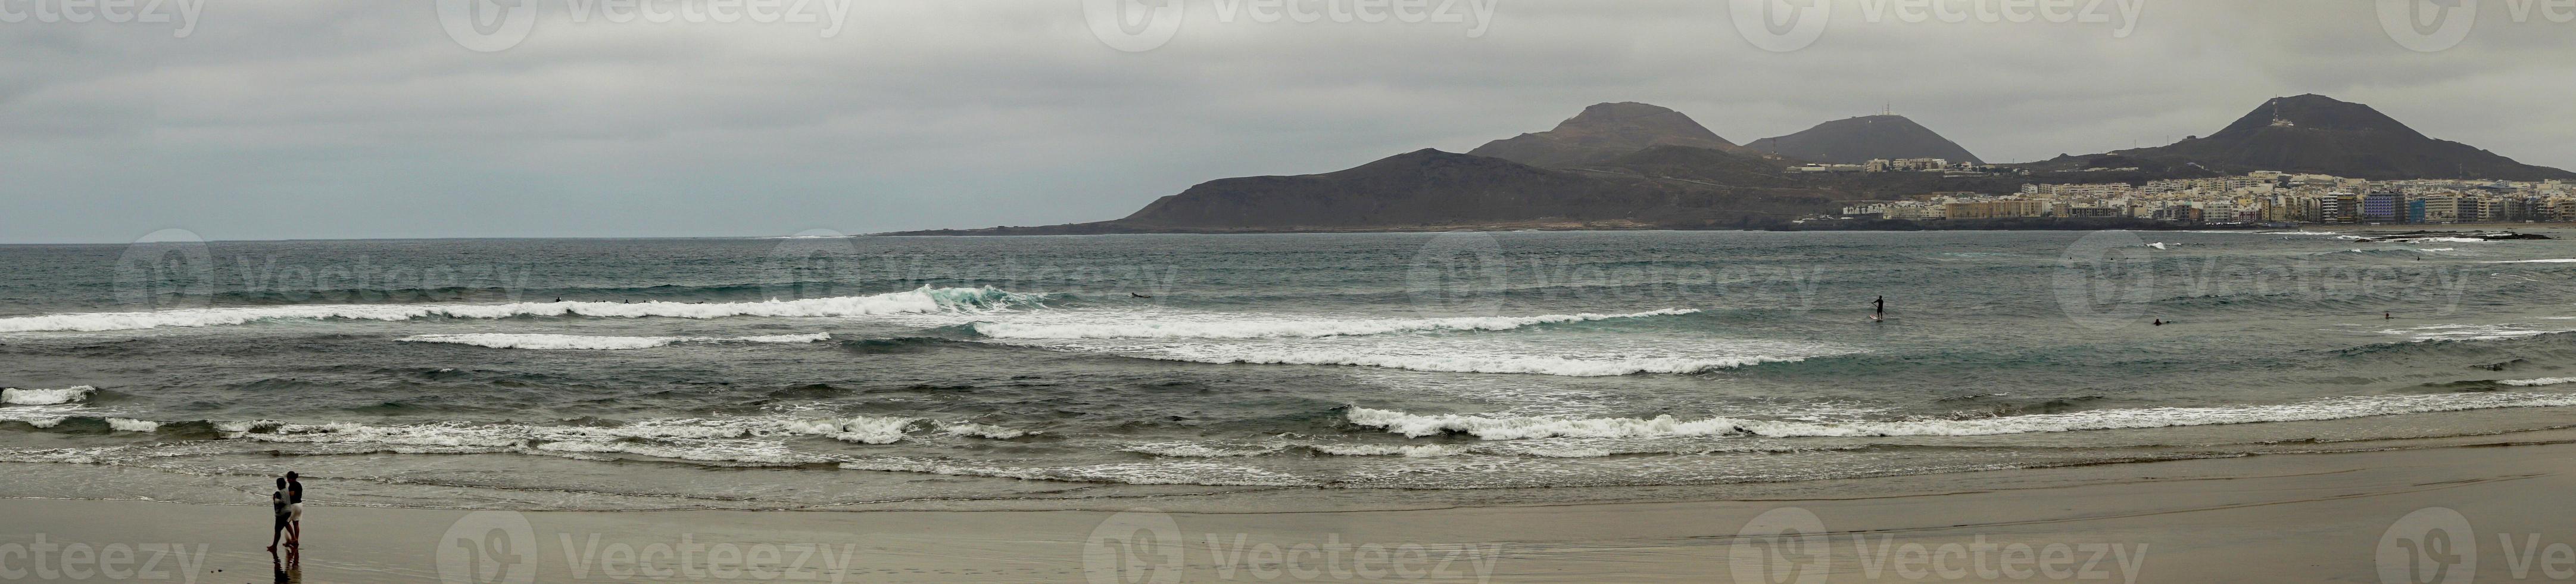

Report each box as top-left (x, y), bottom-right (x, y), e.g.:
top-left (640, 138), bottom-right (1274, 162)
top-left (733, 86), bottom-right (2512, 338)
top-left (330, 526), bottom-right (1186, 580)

top-left (7, 229), bottom-right (2576, 511)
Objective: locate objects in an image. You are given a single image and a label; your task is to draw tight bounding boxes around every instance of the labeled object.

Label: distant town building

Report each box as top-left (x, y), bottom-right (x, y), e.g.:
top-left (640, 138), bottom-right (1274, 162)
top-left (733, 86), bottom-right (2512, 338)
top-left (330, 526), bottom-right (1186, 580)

top-left (1852, 171), bottom-right (2574, 226)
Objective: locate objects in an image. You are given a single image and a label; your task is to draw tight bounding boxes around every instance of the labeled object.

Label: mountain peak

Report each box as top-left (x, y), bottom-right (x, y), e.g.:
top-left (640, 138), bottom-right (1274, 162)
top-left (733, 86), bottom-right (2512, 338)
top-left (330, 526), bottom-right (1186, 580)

top-left (2098, 95), bottom-right (2572, 180)
top-left (2212, 94), bottom-right (2424, 139)
top-left (1748, 114), bottom-right (1982, 164)
top-left (1467, 102), bottom-right (1745, 167)
top-left (1554, 102), bottom-right (1721, 136)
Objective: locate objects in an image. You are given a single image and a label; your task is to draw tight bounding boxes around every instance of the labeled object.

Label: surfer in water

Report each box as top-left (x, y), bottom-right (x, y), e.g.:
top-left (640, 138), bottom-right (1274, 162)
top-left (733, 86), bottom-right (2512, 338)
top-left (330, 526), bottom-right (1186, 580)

top-left (1872, 296), bottom-right (1884, 322)
top-left (1131, 293), bottom-right (1153, 299)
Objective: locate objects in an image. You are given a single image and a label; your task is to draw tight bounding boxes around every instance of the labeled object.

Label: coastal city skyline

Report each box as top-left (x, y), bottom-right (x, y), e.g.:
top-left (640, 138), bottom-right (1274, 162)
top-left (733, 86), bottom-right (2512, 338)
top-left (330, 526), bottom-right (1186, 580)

top-left (1841, 171), bottom-right (2576, 225)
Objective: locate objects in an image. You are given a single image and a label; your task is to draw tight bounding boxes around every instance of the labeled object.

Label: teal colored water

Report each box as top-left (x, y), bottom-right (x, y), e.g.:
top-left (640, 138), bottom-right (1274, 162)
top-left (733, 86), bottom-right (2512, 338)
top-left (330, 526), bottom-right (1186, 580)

top-left (4, 230), bottom-right (2575, 510)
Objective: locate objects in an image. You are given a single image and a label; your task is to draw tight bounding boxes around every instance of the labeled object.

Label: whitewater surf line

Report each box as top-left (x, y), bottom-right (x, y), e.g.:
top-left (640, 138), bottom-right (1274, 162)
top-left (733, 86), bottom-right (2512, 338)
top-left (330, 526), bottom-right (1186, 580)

top-left (969, 309), bottom-right (1698, 340)
top-left (0, 286), bottom-right (1035, 333)
top-left (1, 386), bottom-right (95, 405)
top-left (1347, 391), bottom-right (2576, 439)
top-left (399, 333), bottom-right (832, 350)
top-left (1121, 346), bottom-right (1802, 377)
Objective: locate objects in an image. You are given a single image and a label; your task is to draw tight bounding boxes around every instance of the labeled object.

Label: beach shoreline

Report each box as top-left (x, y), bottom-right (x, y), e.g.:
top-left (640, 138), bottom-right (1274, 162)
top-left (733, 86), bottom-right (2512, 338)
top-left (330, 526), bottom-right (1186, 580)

top-left (8, 437), bottom-right (2572, 583)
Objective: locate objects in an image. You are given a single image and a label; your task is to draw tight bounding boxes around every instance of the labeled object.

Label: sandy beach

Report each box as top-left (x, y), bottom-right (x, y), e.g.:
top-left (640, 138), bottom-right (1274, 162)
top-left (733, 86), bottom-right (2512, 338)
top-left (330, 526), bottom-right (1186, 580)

top-left (8, 434), bottom-right (2574, 583)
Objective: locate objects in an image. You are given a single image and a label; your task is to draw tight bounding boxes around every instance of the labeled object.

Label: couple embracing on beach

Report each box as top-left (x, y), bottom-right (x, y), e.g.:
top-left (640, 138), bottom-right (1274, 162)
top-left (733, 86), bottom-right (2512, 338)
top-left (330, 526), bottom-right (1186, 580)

top-left (267, 471), bottom-right (304, 554)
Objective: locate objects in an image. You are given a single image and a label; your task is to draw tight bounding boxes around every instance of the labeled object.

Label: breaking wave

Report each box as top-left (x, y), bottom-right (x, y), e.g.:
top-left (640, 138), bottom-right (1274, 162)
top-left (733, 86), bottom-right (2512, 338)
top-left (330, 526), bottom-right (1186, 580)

top-left (2499, 377), bottom-right (2576, 387)
top-left (104, 418), bottom-right (160, 433)
top-left (971, 309), bottom-right (1698, 340)
top-left (1, 386), bottom-right (94, 405)
top-left (1347, 392), bottom-right (2576, 439)
top-left (0, 414), bottom-right (1036, 462)
top-left (0, 286), bottom-right (1036, 333)
top-left (398, 333), bottom-right (832, 350)
top-left (1128, 347), bottom-right (1800, 377)
top-left (228, 415), bottom-right (938, 447)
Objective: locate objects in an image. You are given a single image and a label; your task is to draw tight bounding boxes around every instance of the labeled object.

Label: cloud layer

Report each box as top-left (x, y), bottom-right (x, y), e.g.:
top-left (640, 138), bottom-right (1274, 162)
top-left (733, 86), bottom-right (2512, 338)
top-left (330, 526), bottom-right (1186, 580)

top-left (4, 1), bottom-right (2571, 243)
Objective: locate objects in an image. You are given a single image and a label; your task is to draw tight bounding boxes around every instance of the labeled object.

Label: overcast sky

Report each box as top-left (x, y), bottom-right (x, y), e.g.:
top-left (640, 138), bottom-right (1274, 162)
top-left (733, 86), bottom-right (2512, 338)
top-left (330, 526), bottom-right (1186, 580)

top-left (3, 1), bottom-right (2571, 243)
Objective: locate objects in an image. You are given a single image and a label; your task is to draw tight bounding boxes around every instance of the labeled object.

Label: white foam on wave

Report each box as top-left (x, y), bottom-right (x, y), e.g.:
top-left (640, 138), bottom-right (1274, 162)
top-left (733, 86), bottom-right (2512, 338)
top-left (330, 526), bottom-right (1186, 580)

top-left (211, 420), bottom-right (283, 434)
top-left (1121, 442), bottom-right (1286, 458)
top-left (399, 333), bottom-right (832, 350)
top-left (2499, 377), bottom-right (2576, 387)
top-left (528, 440), bottom-right (816, 465)
top-left (1117, 437), bottom-right (1836, 460)
top-left (2376, 324), bottom-right (2572, 342)
top-left (2484, 259), bottom-right (2576, 263)
top-left (838, 458), bottom-right (1315, 486)
top-left (104, 418), bottom-right (160, 432)
top-left (0, 286), bottom-right (1033, 333)
top-left (2324, 248), bottom-right (2458, 256)
top-left (1508, 446), bottom-right (1614, 458)
top-left (1131, 346), bottom-right (1801, 377)
top-left (1348, 392), bottom-right (2576, 439)
top-left (972, 309), bottom-right (1698, 340)
top-left (1305, 443), bottom-right (1471, 458)
top-left (940, 423), bottom-right (1034, 439)
top-left (1, 386), bottom-right (94, 405)
top-left (231, 414), bottom-right (933, 450)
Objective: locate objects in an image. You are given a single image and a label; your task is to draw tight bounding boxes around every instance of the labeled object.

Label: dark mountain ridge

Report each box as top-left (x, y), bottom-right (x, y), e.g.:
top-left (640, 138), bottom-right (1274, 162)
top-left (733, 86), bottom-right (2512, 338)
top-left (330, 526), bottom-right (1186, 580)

top-left (2028, 94), bottom-right (2573, 181)
top-left (1747, 114), bottom-right (1983, 164)
top-left (1466, 102), bottom-right (1757, 167)
top-left (887, 95), bottom-right (2572, 235)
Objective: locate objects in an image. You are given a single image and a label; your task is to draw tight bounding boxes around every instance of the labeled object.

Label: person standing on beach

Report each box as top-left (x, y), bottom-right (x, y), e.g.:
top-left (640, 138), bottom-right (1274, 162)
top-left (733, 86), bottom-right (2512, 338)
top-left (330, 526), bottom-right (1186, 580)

top-left (285, 472), bottom-right (305, 548)
top-left (266, 479), bottom-right (290, 553)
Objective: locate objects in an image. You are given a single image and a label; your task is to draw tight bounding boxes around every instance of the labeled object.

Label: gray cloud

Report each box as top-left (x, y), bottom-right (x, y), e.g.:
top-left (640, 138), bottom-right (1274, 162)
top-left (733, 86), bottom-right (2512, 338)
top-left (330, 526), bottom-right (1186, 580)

top-left (3, 0), bottom-right (2571, 243)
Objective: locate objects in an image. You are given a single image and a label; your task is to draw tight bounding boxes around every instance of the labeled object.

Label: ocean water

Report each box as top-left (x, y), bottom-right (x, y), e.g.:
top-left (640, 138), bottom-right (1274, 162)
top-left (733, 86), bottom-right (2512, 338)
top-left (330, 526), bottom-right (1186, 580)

top-left (6, 230), bottom-right (2576, 510)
